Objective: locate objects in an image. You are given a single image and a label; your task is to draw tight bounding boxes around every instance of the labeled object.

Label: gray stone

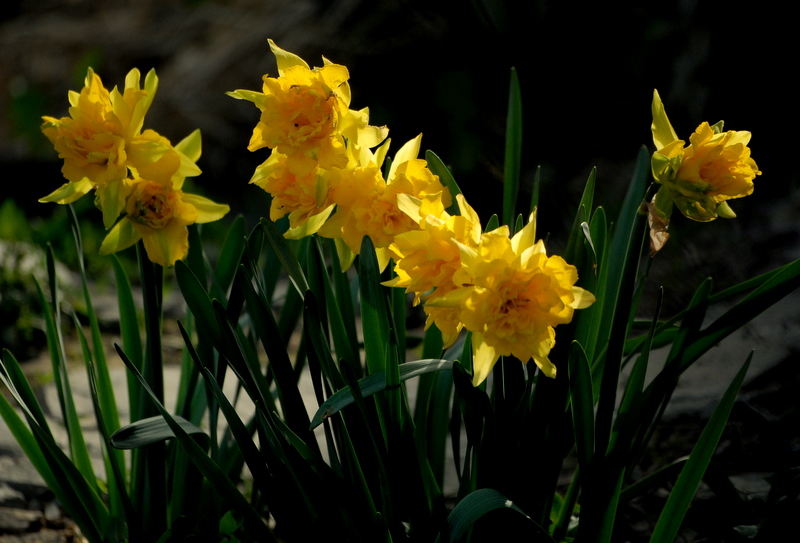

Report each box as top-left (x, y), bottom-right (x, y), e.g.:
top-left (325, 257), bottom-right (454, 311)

top-left (0, 506), bottom-right (41, 534)
top-left (0, 484), bottom-right (25, 509)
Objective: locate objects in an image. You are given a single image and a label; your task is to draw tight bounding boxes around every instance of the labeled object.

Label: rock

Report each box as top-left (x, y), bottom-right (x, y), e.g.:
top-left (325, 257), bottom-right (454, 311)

top-left (0, 506), bottom-right (41, 534)
top-left (0, 484), bottom-right (25, 509)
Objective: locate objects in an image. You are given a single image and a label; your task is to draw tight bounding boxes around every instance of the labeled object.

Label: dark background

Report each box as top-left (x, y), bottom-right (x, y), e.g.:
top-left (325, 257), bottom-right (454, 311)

top-left (1, 0), bottom-right (797, 297)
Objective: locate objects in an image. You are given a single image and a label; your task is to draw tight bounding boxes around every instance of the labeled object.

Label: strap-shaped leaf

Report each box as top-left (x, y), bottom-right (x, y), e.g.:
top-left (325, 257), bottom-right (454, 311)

top-left (175, 260), bottom-right (222, 348)
top-left (112, 255), bottom-right (143, 418)
top-left (502, 67), bottom-right (523, 228)
top-left (358, 235), bottom-right (390, 374)
top-left (1, 353), bottom-right (108, 541)
top-left (261, 217), bottom-right (309, 295)
top-left (310, 359), bottom-right (453, 429)
top-left (565, 168), bottom-right (596, 265)
top-left (434, 488), bottom-right (553, 543)
top-left (114, 344), bottom-right (277, 542)
top-left (110, 415), bottom-right (207, 449)
top-left (593, 147), bottom-right (649, 455)
top-left (568, 341), bottom-right (594, 470)
top-left (238, 266), bottom-right (312, 437)
top-left (37, 263), bottom-right (97, 489)
top-left (0, 351), bottom-right (59, 493)
top-left (650, 352), bottom-right (752, 543)
top-left (212, 214), bottom-right (246, 299)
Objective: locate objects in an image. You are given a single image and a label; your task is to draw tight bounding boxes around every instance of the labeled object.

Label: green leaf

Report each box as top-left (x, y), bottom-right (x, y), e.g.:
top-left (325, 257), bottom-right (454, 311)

top-left (0, 348), bottom-right (52, 435)
top-left (114, 344), bottom-right (277, 542)
top-left (196, 361), bottom-right (274, 497)
top-left (238, 266), bottom-right (313, 439)
top-left (485, 214), bottom-right (500, 233)
top-left (650, 353), bottom-right (752, 543)
top-left (529, 165), bottom-right (541, 215)
top-left (69, 207), bottom-right (123, 443)
top-left (502, 67), bottom-right (523, 228)
top-left (212, 214), bottom-right (246, 299)
top-left (211, 299), bottom-right (277, 419)
top-left (38, 259), bottom-right (98, 490)
top-left (358, 235), bottom-right (390, 375)
top-left (261, 218), bottom-right (309, 296)
top-left (593, 147), bottom-right (649, 455)
top-left (611, 288), bottom-right (663, 457)
top-left (304, 290), bottom-right (345, 391)
top-left (565, 167), bottom-right (596, 265)
top-left (110, 415), bottom-right (207, 449)
top-left (72, 314), bottom-right (130, 527)
top-left (0, 352), bottom-right (59, 492)
top-left (112, 255), bottom-right (143, 421)
top-left (679, 257), bottom-right (800, 374)
top-left (620, 457), bottom-right (687, 504)
top-left (1, 353), bottom-right (109, 541)
top-left (325, 238), bottom-right (362, 371)
top-left (568, 341), bottom-right (594, 470)
top-left (318, 243), bottom-right (360, 369)
top-left (575, 206), bottom-right (607, 352)
top-left (176, 260), bottom-right (222, 347)
top-left (435, 488), bottom-right (553, 543)
top-left (310, 359), bottom-right (453, 429)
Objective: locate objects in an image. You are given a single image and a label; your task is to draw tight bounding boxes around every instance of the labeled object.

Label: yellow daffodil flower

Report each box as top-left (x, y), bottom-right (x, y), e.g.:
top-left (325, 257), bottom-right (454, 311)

top-left (318, 136), bottom-right (451, 270)
top-left (41, 67), bottom-right (201, 228)
top-left (427, 215), bottom-right (595, 386)
top-left (99, 179), bottom-right (229, 267)
top-left (249, 151), bottom-right (335, 235)
top-left (227, 39), bottom-right (387, 175)
top-left (383, 194), bottom-right (482, 347)
top-left (650, 90), bottom-right (761, 223)
top-left (41, 68), bottom-right (133, 206)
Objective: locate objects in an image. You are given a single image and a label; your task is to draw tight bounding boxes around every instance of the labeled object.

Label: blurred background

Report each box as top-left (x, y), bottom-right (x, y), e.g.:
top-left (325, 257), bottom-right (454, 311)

top-left (2, 0), bottom-right (799, 346)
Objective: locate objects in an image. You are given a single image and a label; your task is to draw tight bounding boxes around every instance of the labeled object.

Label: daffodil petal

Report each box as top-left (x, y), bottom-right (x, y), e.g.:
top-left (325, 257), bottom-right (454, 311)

top-left (569, 287), bottom-right (596, 309)
top-left (532, 355), bottom-right (557, 378)
top-left (99, 218), bottom-right (141, 255)
top-left (389, 134), bottom-right (422, 180)
top-left (334, 237), bottom-right (356, 272)
top-left (396, 193), bottom-right (423, 223)
top-left (39, 178), bottom-right (94, 204)
top-left (268, 39), bottom-right (310, 74)
top-left (472, 334), bottom-right (499, 386)
top-left (175, 128), bottom-right (202, 163)
top-left (181, 193), bottom-right (231, 224)
top-left (96, 180), bottom-right (132, 229)
top-left (651, 89), bottom-right (680, 150)
top-left (136, 220), bottom-right (189, 267)
top-left (284, 204), bottom-right (334, 239)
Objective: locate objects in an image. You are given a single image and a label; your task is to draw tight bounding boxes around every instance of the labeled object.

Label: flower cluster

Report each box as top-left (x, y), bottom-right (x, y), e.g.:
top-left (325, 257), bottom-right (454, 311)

top-left (387, 202), bottom-right (594, 385)
top-left (229, 41), bottom-right (451, 269)
top-left (650, 90), bottom-right (761, 224)
top-left (41, 68), bottom-right (229, 266)
top-left (234, 41), bottom-right (594, 385)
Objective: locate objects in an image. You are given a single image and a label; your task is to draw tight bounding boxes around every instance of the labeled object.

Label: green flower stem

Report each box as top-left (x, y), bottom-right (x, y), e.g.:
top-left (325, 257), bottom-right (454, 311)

top-left (133, 241), bottom-right (167, 539)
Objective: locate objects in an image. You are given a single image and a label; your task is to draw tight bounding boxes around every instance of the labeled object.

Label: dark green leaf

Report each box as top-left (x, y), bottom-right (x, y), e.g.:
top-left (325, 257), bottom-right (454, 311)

top-left (261, 218), bottom-right (309, 295)
top-left (358, 235), bottom-right (390, 374)
top-left (436, 488), bottom-right (553, 543)
top-left (110, 415), bottom-right (207, 449)
top-left (310, 360), bottom-right (453, 429)
top-left (568, 341), bottom-right (594, 470)
top-left (650, 353), bottom-right (752, 543)
top-left (114, 344), bottom-right (277, 542)
top-left (502, 67), bottom-right (522, 228)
